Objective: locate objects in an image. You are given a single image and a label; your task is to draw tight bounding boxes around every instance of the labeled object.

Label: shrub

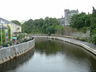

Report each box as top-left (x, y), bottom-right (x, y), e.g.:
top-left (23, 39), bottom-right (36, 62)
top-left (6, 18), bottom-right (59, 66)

top-left (82, 27), bottom-right (87, 33)
top-left (91, 34), bottom-right (96, 45)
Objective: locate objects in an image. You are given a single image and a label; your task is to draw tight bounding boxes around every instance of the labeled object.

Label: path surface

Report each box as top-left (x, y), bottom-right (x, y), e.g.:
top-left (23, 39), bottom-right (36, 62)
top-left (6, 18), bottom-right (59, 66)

top-left (56, 36), bottom-right (96, 50)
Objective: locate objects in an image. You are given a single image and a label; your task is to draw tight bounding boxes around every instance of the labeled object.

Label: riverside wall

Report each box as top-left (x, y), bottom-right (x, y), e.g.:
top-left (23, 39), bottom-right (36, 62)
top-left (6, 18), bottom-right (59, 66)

top-left (33, 36), bottom-right (96, 56)
top-left (0, 39), bottom-right (35, 64)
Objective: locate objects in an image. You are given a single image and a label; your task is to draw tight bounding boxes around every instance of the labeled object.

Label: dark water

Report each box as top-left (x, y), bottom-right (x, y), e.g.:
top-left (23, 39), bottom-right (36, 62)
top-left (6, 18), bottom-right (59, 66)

top-left (0, 38), bottom-right (96, 72)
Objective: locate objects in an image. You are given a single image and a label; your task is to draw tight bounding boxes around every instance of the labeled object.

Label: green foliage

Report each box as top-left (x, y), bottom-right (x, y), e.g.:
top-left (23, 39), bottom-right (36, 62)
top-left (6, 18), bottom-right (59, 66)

top-left (18, 33), bottom-right (25, 40)
top-left (85, 14), bottom-right (91, 27)
top-left (7, 25), bottom-right (11, 41)
top-left (76, 37), bottom-right (88, 42)
top-left (69, 7), bottom-right (96, 44)
top-left (70, 12), bottom-right (87, 29)
top-left (11, 20), bottom-right (21, 25)
top-left (56, 26), bottom-right (64, 35)
top-left (82, 27), bottom-right (87, 33)
top-left (91, 34), bottom-right (96, 45)
top-left (61, 26), bottom-right (64, 35)
top-left (89, 7), bottom-right (96, 44)
top-left (0, 29), bottom-right (6, 43)
top-left (90, 7), bottom-right (96, 37)
top-left (22, 17), bottom-right (58, 35)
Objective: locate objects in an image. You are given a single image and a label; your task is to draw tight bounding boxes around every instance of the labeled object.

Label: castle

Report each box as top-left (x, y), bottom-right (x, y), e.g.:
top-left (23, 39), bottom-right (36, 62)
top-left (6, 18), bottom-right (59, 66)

top-left (58, 9), bottom-right (78, 26)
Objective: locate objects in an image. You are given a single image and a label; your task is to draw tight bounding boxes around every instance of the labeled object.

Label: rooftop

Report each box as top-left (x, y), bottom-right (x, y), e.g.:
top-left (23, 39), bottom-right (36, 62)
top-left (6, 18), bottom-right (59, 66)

top-left (0, 25), bottom-right (8, 29)
top-left (0, 17), bottom-right (20, 26)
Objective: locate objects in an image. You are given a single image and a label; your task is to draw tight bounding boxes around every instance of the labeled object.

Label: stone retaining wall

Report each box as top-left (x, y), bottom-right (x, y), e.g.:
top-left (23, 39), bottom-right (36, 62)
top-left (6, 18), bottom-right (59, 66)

top-left (0, 39), bottom-right (35, 64)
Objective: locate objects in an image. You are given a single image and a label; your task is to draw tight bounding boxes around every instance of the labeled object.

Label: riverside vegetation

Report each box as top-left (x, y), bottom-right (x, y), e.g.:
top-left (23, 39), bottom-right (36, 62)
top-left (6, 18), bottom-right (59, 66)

top-left (12, 7), bottom-right (96, 45)
top-left (70, 7), bottom-right (96, 44)
top-left (21, 17), bottom-right (64, 36)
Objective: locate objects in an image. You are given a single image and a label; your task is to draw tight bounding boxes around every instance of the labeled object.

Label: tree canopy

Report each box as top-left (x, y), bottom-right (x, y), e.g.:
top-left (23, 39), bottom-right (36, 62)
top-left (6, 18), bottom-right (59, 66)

top-left (22, 17), bottom-right (59, 35)
top-left (11, 20), bottom-right (21, 25)
top-left (70, 12), bottom-right (87, 29)
top-left (90, 7), bottom-right (96, 38)
top-left (70, 7), bottom-right (96, 44)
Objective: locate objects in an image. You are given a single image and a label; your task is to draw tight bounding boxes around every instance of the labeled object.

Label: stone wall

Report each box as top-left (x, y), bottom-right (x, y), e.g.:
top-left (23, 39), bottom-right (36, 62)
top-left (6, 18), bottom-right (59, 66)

top-left (56, 27), bottom-right (90, 40)
top-left (64, 28), bottom-right (90, 39)
top-left (0, 39), bottom-right (35, 64)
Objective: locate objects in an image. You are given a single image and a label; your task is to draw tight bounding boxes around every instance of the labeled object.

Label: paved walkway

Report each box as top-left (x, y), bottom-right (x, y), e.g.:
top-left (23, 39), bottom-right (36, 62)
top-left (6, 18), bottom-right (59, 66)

top-left (56, 36), bottom-right (96, 50)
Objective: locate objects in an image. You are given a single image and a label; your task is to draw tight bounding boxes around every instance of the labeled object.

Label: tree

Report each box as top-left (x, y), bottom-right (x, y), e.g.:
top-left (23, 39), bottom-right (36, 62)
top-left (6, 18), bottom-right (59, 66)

top-left (85, 14), bottom-right (91, 27)
top-left (11, 20), bottom-right (21, 25)
top-left (70, 12), bottom-right (87, 29)
top-left (0, 29), bottom-right (6, 43)
top-left (90, 7), bottom-right (96, 37)
top-left (22, 17), bottom-right (59, 35)
top-left (7, 25), bottom-right (11, 41)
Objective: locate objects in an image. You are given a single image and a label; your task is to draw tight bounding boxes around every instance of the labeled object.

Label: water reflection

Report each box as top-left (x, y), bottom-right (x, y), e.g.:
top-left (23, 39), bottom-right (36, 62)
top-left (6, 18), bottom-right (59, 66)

top-left (35, 38), bottom-right (96, 72)
top-left (0, 38), bottom-right (96, 72)
top-left (0, 48), bottom-right (34, 72)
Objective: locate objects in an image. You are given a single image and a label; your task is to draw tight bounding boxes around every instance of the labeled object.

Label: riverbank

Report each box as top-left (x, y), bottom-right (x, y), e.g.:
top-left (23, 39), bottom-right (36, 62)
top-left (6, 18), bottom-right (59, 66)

top-left (33, 36), bottom-right (96, 56)
top-left (0, 39), bottom-right (35, 64)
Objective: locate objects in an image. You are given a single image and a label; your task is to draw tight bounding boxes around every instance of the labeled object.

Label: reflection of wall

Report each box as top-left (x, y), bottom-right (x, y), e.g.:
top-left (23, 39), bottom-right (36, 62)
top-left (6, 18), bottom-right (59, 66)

top-left (0, 39), bottom-right (35, 64)
top-left (0, 49), bottom-right (34, 72)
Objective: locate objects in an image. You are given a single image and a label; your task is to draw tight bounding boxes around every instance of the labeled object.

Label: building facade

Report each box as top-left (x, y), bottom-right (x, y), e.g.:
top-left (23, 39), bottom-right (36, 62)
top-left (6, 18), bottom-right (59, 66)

top-left (0, 17), bottom-right (21, 39)
top-left (58, 9), bottom-right (78, 26)
top-left (64, 9), bottom-right (78, 26)
top-left (58, 16), bottom-right (65, 26)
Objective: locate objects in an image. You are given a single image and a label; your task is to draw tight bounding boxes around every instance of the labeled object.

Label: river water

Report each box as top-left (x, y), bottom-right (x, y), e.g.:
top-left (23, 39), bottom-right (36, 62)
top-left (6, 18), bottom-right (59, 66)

top-left (0, 38), bottom-right (96, 72)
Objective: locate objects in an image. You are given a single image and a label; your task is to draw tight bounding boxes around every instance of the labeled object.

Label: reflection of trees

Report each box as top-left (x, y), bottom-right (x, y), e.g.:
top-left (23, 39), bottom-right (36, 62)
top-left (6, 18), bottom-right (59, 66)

top-left (35, 38), bottom-right (96, 71)
top-left (35, 39), bottom-right (60, 56)
top-left (35, 38), bottom-right (90, 59)
top-left (0, 48), bottom-right (34, 72)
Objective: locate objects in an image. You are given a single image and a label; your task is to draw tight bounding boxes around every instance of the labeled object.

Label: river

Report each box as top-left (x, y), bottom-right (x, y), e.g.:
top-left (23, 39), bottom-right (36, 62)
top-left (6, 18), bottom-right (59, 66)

top-left (0, 37), bottom-right (96, 72)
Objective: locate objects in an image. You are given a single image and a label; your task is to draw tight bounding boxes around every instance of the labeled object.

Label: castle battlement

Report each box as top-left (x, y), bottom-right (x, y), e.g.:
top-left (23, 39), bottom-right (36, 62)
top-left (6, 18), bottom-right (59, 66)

top-left (64, 9), bottom-right (78, 26)
top-left (58, 9), bottom-right (78, 26)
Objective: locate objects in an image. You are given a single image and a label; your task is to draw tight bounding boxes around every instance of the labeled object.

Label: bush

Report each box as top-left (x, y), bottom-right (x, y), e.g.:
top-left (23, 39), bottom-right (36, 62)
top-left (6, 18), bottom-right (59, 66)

top-left (91, 34), bottom-right (96, 45)
top-left (82, 27), bottom-right (87, 33)
top-left (76, 37), bottom-right (88, 42)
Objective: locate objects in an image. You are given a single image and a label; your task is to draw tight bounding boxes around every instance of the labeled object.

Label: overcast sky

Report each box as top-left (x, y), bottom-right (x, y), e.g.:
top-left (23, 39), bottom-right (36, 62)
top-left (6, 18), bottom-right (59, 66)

top-left (0, 0), bottom-right (96, 22)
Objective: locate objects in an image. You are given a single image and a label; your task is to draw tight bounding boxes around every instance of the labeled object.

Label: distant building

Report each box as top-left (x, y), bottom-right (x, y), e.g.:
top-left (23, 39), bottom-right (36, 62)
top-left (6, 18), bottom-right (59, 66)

top-left (64, 9), bottom-right (78, 26)
top-left (58, 16), bottom-right (65, 26)
top-left (0, 17), bottom-right (21, 39)
top-left (58, 9), bottom-right (78, 26)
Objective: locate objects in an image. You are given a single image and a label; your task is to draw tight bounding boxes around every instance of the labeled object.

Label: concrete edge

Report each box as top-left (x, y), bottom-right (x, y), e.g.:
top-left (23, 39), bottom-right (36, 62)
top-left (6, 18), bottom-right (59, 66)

top-left (0, 39), bottom-right (35, 64)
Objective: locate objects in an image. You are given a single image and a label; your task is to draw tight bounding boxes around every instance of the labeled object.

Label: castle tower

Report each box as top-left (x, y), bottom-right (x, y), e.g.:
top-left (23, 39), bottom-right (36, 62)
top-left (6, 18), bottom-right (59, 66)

top-left (64, 9), bottom-right (69, 26)
top-left (64, 9), bottom-right (78, 26)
